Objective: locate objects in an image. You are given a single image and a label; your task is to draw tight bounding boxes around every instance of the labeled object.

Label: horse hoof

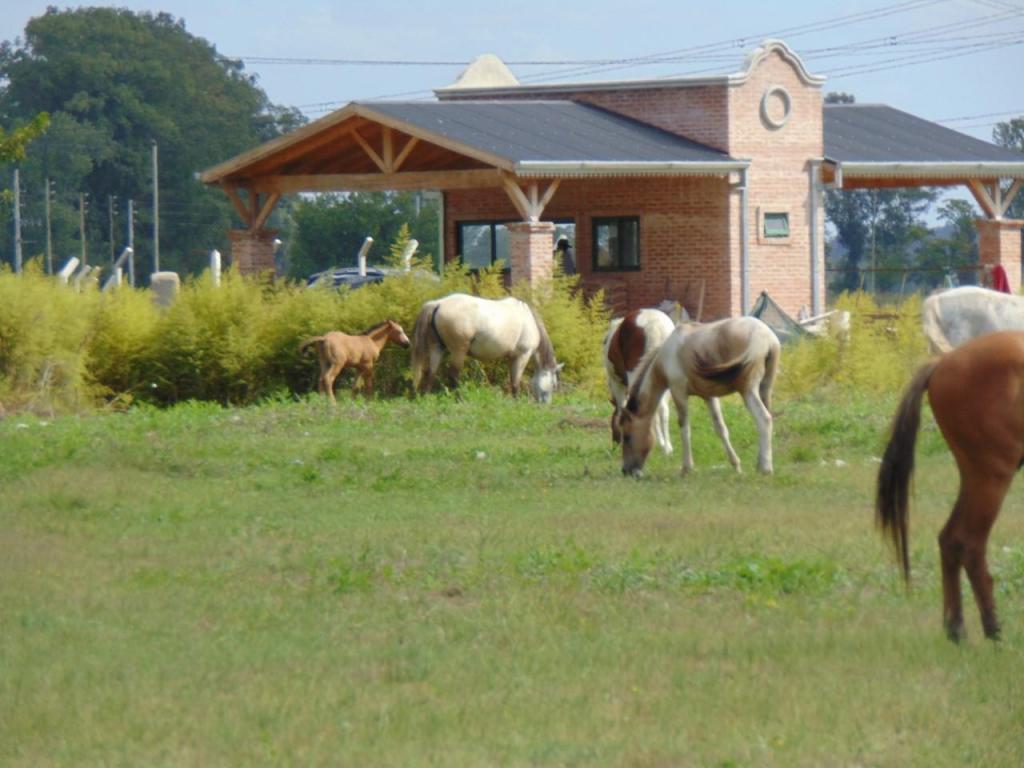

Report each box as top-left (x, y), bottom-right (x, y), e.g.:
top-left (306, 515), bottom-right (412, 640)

top-left (945, 623), bottom-right (967, 644)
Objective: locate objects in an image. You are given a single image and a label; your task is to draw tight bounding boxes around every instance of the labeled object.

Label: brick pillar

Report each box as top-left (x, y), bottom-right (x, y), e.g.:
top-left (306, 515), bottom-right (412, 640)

top-left (976, 219), bottom-right (1024, 291)
top-left (506, 221), bottom-right (555, 285)
top-left (228, 229), bottom-right (279, 276)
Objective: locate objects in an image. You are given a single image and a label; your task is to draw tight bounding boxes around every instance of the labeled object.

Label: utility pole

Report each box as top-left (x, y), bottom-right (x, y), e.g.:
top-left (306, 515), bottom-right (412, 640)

top-left (108, 195), bottom-right (117, 266)
top-left (126, 199), bottom-right (135, 286)
top-left (79, 192), bottom-right (88, 266)
top-left (13, 169), bottom-right (22, 273)
top-left (45, 178), bottom-right (53, 274)
top-left (152, 140), bottom-right (159, 273)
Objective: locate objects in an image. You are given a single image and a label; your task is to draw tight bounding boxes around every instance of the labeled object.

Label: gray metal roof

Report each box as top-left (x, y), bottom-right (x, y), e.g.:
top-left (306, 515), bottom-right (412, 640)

top-left (824, 104), bottom-right (1024, 165)
top-left (360, 100), bottom-right (739, 169)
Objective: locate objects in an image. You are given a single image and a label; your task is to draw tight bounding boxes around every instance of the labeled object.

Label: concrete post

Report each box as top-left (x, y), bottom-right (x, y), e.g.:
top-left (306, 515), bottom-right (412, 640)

top-left (976, 219), bottom-right (1024, 291)
top-left (506, 221), bottom-right (556, 286)
top-left (228, 229), bottom-right (279, 276)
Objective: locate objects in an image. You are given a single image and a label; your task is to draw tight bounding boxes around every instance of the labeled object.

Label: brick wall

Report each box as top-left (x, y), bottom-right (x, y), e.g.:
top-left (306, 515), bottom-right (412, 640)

top-left (229, 229), bottom-right (278, 275)
top-left (728, 50), bottom-right (823, 316)
top-left (442, 45), bottom-right (824, 318)
top-left (446, 176), bottom-right (737, 319)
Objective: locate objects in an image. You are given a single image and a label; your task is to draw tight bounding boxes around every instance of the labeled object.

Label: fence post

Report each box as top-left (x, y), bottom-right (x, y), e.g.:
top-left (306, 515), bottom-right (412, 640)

top-left (210, 249), bottom-right (221, 286)
top-left (57, 256), bottom-right (80, 285)
top-left (402, 239), bottom-right (419, 272)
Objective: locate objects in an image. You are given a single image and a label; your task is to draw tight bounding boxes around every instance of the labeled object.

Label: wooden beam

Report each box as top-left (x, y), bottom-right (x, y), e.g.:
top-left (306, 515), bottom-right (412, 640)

top-left (535, 179), bottom-right (561, 219)
top-left (967, 180), bottom-right (998, 219)
top-left (350, 128), bottom-right (387, 173)
top-left (224, 185), bottom-right (254, 226)
top-left (382, 127), bottom-right (394, 173)
top-left (392, 136), bottom-right (419, 172)
top-left (502, 176), bottom-right (533, 221)
top-left (256, 168), bottom-right (505, 194)
top-left (252, 192), bottom-right (280, 230)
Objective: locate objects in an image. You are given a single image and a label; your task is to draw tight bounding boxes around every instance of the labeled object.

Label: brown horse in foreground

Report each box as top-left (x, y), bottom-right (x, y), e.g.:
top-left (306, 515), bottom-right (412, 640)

top-left (300, 319), bottom-right (410, 403)
top-left (877, 330), bottom-right (1024, 642)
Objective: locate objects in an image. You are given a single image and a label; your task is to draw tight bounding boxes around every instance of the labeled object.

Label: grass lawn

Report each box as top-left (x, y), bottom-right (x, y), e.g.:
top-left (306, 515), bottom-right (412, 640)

top-left (2, 388), bottom-right (1023, 766)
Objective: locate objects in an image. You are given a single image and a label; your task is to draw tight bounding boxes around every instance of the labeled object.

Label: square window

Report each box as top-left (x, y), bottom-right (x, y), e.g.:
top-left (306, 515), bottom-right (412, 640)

top-left (763, 212), bottom-right (790, 239)
top-left (592, 217), bottom-right (640, 271)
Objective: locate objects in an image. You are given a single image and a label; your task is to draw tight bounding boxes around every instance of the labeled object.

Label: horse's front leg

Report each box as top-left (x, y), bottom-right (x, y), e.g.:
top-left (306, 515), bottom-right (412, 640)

top-left (509, 354), bottom-right (530, 398)
top-left (674, 394), bottom-right (694, 474)
top-left (742, 389), bottom-right (774, 474)
top-left (655, 392), bottom-right (673, 455)
top-left (358, 365), bottom-right (375, 398)
top-left (706, 397), bottom-right (741, 472)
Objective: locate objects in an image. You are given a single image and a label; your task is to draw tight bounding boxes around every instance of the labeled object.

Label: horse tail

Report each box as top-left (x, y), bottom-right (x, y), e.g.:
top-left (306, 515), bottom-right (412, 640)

top-left (876, 359), bottom-right (940, 583)
top-left (300, 336), bottom-right (324, 355)
top-left (759, 334), bottom-right (781, 414)
top-left (921, 293), bottom-right (953, 355)
top-left (410, 301), bottom-right (440, 389)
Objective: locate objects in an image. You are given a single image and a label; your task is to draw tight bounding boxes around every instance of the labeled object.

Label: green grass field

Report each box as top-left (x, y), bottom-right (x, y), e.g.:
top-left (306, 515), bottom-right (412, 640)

top-left (3, 389), bottom-right (1024, 766)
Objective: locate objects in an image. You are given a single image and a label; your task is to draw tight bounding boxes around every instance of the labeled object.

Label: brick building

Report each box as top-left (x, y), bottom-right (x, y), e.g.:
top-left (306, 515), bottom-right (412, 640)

top-left (202, 40), bottom-right (1024, 319)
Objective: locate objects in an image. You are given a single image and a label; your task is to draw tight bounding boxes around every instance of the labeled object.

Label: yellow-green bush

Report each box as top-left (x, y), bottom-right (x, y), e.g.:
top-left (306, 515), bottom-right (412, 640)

top-left (0, 263), bottom-right (97, 412)
top-left (777, 292), bottom-right (930, 400)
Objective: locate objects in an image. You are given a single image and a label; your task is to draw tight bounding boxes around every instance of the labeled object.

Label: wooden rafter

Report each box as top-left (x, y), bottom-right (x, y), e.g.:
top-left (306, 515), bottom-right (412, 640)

top-left (968, 180), bottom-right (1000, 219)
top-left (382, 127), bottom-right (394, 172)
top-left (350, 128), bottom-right (387, 173)
top-left (392, 136), bottom-right (419, 172)
top-left (501, 175), bottom-right (562, 222)
top-left (256, 168), bottom-right (505, 194)
top-left (253, 192), bottom-right (280, 230)
top-left (225, 185), bottom-right (254, 227)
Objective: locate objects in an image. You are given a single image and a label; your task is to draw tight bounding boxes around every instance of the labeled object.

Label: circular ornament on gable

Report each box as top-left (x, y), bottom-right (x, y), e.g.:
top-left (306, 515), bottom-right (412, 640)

top-left (760, 85), bottom-right (792, 129)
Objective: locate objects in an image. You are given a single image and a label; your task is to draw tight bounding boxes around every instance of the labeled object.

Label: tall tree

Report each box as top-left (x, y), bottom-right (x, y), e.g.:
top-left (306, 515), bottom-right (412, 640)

top-left (993, 117), bottom-right (1024, 220)
top-left (0, 8), bottom-right (303, 275)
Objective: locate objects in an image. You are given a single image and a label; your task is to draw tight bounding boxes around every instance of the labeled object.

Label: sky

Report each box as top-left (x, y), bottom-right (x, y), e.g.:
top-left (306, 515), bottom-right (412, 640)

top-left (2, 0), bottom-right (1022, 223)
top-left (2, 0), bottom-right (1021, 139)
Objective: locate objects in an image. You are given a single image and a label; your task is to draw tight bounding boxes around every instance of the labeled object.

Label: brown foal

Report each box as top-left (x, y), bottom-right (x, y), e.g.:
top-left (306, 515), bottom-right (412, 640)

top-left (300, 319), bottom-right (410, 403)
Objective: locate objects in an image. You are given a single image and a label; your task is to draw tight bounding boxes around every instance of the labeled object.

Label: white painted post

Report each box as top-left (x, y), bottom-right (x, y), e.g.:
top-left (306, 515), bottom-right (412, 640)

top-left (210, 249), bottom-right (221, 286)
top-left (101, 247), bottom-right (134, 291)
top-left (357, 236), bottom-right (373, 276)
top-left (58, 256), bottom-right (80, 284)
top-left (402, 239), bottom-right (419, 271)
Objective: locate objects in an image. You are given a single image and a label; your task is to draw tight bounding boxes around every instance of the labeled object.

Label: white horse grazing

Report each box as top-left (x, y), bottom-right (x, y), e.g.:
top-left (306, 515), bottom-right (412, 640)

top-left (411, 293), bottom-right (563, 402)
top-left (617, 316), bottom-right (780, 477)
top-left (603, 308), bottom-right (676, 455)
top-left (922, 286), bottom-right (1024, 354)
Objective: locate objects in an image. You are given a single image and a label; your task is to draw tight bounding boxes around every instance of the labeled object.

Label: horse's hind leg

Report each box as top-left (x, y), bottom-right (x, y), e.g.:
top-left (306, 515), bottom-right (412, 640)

top-left (743, 388), bottom-right (774, 474)
top-left (705, 396), bottom-right (741, 472)
top-left (940, 472), bottom-right (1010, 641)
top-left (323, 362), bottom-right (344, 406)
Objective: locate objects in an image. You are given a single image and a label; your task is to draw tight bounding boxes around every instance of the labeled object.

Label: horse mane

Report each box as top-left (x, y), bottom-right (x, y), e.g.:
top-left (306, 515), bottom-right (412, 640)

top-left (526, 303), bottom-right (557, 369)
top-left (360, 319), bottom-right (391, 337)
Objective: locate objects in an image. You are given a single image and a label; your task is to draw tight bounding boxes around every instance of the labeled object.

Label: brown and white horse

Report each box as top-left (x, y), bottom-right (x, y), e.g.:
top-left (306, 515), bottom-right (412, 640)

top-left (877, 330), bottom-right (1024, 642)
top-left (410, 293), bottom-right (562, 402)
top-left (618, 316), bottom-right (780, 477)
top-left (300, 319), bottom-right (410, 403)
top-left (603, 308), bottom-right (676, 455)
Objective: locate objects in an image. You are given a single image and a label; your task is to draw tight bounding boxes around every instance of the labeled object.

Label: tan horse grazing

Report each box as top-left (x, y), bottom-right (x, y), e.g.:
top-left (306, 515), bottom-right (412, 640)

top-left (876, 330), bottom-right (1024, 642)
top-left (300, 319), bottom-right (410, 403)
top-left (617, 316), bottom-right (780, 477)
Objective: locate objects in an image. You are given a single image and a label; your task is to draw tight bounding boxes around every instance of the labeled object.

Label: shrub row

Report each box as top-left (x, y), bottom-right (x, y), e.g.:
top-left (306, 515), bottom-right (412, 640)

top-left (0, 259), bottom-right (611, 412)
top-left (0, 256), bottom-right (934, 414)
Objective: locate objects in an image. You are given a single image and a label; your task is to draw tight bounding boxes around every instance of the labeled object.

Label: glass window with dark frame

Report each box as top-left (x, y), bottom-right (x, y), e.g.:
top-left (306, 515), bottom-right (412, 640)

top-left (763, 212), bottom-right (790, 238)
top-left (457, 220), bottom-right (576, 271)
top-left (593, 217), bottom-right (640, 271)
